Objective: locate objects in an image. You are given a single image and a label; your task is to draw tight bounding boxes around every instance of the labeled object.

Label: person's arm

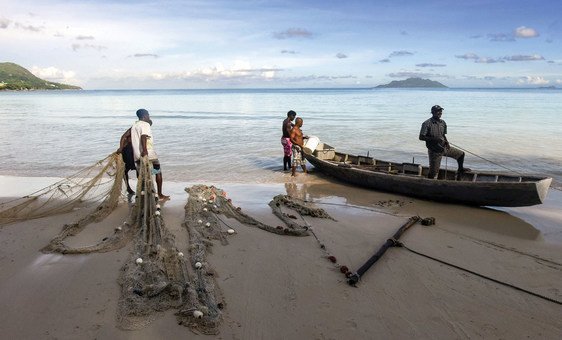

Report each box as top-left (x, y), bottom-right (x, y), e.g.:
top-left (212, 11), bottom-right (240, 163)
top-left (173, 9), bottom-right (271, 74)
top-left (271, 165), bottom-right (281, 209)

top-left (419, 122), bottom-right (430, 141)
top-left (116, 128), bottom-right (131, 153)
top-left (140, 135), bottom-right (148, 157)
top-left (419, 122), bottom-right (442, 142)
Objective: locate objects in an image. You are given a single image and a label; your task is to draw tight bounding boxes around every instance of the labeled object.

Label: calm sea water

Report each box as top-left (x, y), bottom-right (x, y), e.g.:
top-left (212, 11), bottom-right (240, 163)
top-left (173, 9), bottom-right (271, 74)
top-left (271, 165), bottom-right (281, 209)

top-left (0, 88), bottom-right (560, 185)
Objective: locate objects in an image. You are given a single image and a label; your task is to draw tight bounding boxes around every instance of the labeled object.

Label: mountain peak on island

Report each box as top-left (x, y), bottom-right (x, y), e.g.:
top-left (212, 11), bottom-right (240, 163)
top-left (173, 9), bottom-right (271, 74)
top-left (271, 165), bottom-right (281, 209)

top-left (375, 77), bottom-right (447, 88)
top-left (0, 62), bottom-right (81, 91)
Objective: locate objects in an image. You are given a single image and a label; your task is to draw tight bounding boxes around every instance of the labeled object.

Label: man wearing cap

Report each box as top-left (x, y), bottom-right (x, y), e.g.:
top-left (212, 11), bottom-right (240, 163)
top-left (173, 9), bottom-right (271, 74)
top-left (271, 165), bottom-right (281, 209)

top-left (419, 105), bottom-right (467, 179)
top-left (124, 108), bottom-right (170, 201)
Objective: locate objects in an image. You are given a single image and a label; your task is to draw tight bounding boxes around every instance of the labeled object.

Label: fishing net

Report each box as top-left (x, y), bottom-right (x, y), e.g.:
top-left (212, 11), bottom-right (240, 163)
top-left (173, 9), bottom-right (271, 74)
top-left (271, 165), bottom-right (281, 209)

top-left (0, 153), bottom-right (336, 334)
top-left (0, 153), bottom-right (125, 229)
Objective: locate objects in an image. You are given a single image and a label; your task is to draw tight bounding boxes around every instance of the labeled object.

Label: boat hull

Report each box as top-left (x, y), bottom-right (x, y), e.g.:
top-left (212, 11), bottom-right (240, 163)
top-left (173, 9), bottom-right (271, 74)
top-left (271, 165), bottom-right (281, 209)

top-left (304, 153), bottom-right (551, 207)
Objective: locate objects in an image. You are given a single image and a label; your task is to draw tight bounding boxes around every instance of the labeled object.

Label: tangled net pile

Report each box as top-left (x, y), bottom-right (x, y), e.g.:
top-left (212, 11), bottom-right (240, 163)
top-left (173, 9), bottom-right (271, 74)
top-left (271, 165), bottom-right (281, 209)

top-left (0, 154), bottom-right (336, 334)
top-left (0, 153), bottom-right (124, 232)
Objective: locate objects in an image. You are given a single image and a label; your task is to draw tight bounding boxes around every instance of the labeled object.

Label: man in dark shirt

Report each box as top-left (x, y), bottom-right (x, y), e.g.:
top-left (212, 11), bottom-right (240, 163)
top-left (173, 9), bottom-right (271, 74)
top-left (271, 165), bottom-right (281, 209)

top-left (419, 105), bottom-right (467, 179)
top-left (281, 110), bottom-right (297, 171)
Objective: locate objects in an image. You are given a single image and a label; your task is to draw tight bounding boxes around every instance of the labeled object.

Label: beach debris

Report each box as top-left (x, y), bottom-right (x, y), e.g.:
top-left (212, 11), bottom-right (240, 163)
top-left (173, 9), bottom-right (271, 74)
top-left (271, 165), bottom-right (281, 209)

top-left (227, 229), bottom-right (235, 235)
top-left (141, 191), bottom-right (145, 196)
top-left (205, 222), bottom-right (211, 227)
top-left (195, 262), bottom-right (202, 269)
top-left (421, 217), bottom-right (436, 226)
top-left (178, 252), bottom-right (184, 257)
top-left (193, 310), bottom-right (204, 319)
top-left (115, 226), bottom-right (122, 231)
top-left (198, 219), bottom-right (202, 224)
top-left (203, 208), bottom-right (208, 212)
top-left (156, 204), bottom-right (161, 210)
top-left (155, 210), bottom-right (161, 216)
top-left (136, 258), bottom-right (143, 265)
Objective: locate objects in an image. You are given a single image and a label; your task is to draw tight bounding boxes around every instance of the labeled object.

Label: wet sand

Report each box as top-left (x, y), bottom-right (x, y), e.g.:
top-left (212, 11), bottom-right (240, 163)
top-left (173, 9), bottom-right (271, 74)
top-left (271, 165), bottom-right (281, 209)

top-left (1, 175), bottom-right (561, 339)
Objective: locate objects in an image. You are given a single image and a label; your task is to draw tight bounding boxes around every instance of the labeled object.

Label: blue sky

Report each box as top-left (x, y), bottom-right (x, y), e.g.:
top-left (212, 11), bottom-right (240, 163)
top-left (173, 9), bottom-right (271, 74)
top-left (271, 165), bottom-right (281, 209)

top-left (1, 0), bottom-right (561, 89)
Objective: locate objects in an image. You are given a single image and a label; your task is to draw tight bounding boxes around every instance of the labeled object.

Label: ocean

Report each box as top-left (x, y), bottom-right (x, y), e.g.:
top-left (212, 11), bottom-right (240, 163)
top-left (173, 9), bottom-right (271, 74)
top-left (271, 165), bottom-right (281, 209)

top-left (1, 88), bottom-right (561, 185)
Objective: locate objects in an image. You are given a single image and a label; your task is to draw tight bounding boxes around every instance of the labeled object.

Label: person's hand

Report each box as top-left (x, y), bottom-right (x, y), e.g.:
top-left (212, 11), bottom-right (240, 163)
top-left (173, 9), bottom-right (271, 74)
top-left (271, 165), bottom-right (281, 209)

top-left (141, 150), bottom-right (148, 157)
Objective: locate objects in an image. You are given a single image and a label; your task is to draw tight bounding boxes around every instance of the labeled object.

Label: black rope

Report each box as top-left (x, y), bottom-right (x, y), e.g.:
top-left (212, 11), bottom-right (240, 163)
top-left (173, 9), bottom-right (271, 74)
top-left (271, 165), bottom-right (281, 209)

top-left (398, 242), bottom-right (562, 306)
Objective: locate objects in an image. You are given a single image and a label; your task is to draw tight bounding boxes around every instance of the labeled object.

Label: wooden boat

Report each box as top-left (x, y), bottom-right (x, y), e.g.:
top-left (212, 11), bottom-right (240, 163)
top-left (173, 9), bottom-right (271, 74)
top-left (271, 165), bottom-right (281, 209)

top-left (303, 142), bottom-right (552, 207)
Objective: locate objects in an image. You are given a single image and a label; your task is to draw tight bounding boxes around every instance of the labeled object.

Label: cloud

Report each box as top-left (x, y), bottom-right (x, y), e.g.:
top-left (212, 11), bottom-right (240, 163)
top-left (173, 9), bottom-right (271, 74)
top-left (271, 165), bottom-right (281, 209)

top-left (388, 71), bottom-right (449, 78)
top-left (130, 53), bottom-right (159, 58)
top-left (336, 53), bottom-right (348, 59)
top-left (14, 22), bottom-right (43, 32)
top-left (416, 63), bottom-right (446, 67)
top-left (557, 79), bottom-right (562, 84)
top-left (487, 33), bottom-right (515, 42)
top-left (76, 35), bottom-right (95, 40)
top-left (273, 28), bottom-right (313, 39)
top-left (400, 30), bottom-right (408, 35)
top-left (284, 74), bottom-right (357, 82)
top-left (31, 66), bottom-right (77, 82)
top-left (503, 54), bottom-right (544, 61)
top-left (0, 18), bottom-right (10, 29)
top-left (379, 58), bottom-right (390, 63)
top-left (281, 50), bottom-right (297, 54)
top-left (475, 57), bottom-right (504, 64)
top-left (469, 34), bottom-right (483, 39)
top-left (517, 76), bottom-right (549, 85)
top-left (72, 43), bottom-right (107, 52)
top-left (147, 64), bottom-right (285, 83)
top-left (455, 53), bottom-right (479, 60)
top-left (455, 53), bottom-right (503, 63)
top-left (389, 50), bottom-right (414, 57)
top-left (514, 26), bottom-right (539, 38)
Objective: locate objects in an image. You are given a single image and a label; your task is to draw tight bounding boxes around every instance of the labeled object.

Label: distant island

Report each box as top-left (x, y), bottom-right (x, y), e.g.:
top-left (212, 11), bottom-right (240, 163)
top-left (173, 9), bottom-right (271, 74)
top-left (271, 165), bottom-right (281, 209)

top-left (375, 77), bottom-right (447, 88)
top-left (0, 62), bottom-right (81, 91)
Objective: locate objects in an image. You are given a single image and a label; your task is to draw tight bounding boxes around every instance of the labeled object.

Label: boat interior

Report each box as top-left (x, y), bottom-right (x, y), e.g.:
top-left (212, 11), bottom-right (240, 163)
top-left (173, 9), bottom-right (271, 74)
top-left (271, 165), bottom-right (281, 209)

top-left (312, 143), bottom-right (539, 183)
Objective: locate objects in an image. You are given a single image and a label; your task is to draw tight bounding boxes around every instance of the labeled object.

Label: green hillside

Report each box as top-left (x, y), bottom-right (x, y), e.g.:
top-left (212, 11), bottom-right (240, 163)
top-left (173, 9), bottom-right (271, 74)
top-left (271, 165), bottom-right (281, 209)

top-left (0, 62), bottom-right (81, 90)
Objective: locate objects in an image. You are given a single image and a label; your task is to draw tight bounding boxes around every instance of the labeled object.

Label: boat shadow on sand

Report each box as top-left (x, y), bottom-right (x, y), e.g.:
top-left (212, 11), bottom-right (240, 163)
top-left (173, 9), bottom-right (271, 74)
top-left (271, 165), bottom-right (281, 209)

top-left (288, 175), bottom-right (542, 241)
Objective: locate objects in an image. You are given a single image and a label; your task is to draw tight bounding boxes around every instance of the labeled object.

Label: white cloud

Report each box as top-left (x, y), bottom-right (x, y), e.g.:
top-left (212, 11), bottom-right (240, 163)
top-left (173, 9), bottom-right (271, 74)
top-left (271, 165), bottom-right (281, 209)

top-left (31, 66), bottom-right (77, 82)
top-left (517, 76), bottom-right (549, 85)
top-left (514, 26), bottom-right (539, 38)
top-left (273, 28), bottom-right (314, 39)
top-left (0, 18), bottom-right (10, 29)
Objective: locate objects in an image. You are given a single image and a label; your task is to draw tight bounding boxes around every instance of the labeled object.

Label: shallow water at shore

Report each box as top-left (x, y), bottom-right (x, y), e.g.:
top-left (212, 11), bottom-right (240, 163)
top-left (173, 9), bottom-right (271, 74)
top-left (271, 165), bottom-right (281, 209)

top-left (1, 88), bottom-right (561, 184)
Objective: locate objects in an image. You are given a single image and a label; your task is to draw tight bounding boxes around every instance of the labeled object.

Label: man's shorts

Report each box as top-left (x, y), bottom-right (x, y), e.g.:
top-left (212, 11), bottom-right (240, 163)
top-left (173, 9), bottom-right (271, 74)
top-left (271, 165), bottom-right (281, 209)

top-left (135, 159), bottom-right (162, 175)
top-left (292, 145), bottom-right (305, 167)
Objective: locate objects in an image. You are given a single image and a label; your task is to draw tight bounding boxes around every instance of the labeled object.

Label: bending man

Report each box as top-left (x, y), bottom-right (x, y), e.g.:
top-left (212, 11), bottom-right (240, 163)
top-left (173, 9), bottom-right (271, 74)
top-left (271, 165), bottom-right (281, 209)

top-left (127, 108), bottom-right (170, 201)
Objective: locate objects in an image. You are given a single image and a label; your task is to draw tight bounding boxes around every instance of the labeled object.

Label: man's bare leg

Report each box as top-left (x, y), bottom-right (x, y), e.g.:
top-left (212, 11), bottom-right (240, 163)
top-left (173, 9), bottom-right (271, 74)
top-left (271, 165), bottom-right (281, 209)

top-left (155, 173), bottom-right (170, 201)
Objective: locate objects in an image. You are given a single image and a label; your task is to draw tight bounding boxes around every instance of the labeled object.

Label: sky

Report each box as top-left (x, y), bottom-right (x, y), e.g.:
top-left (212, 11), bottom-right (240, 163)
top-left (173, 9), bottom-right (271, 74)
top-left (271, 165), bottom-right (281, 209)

top-left (1, 0), bottom-right (561, 89)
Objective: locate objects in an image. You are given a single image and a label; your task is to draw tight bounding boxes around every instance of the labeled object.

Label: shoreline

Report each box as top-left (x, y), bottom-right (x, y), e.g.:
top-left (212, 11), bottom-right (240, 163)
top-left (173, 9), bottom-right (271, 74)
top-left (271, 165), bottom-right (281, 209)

top-left (1, 175), bottom-right (561, 338)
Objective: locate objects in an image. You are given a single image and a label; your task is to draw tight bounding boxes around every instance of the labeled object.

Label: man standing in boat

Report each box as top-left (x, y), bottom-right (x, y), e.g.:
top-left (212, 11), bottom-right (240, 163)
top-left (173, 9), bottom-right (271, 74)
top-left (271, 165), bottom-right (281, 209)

top-left (282, 110), bottom-right (297, 171)
top-left (290, 117), bottom-right (308, 176)
top-left (419, 105), bottom-right (467, 179)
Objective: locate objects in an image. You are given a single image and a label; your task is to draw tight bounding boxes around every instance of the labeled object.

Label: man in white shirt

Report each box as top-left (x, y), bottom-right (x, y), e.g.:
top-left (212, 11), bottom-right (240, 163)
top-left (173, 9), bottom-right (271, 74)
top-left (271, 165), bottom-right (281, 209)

top-left (120, 109), bottom-right (170, 201)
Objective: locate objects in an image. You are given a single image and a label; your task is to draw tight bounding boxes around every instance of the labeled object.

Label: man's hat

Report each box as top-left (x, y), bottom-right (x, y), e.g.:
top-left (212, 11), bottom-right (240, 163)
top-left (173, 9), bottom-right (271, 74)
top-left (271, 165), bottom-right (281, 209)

top-left (431, 105), bottom-right (443, 113)
top-left (136, 108), bottom-right (149, 118)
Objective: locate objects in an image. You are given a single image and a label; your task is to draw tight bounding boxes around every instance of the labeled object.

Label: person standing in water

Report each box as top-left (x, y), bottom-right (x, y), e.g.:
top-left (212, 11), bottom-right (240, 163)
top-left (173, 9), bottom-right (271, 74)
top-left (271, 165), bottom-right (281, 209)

top-left (281, 110), bottom-right (297, 171)
top-left (289, 117), bottom-right (308, 176)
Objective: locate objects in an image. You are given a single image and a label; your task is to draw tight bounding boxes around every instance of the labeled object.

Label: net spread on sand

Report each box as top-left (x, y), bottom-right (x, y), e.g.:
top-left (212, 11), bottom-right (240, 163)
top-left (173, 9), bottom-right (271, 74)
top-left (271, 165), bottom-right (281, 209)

top-left (0, 154), bottom-right (335, 334)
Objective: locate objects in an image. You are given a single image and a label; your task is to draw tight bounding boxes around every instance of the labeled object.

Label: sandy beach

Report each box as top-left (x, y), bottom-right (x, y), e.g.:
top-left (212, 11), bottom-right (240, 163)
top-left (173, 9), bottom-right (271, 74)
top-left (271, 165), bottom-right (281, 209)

top-left (1, 174), bottom-right (561, 339)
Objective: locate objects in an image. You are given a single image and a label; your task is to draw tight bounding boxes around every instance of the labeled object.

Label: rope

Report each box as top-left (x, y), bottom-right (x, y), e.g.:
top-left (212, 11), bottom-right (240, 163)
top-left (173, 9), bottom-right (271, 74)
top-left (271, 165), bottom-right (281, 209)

top-left (398, 242), bottom-right (562, 306)
top-left (450, 142), bottom-right (561, 192)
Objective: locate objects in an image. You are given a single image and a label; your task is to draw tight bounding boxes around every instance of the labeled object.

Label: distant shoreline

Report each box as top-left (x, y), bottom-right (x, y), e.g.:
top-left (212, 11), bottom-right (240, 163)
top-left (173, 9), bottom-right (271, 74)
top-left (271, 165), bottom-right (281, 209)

top-left (1, 87), bottom-right (559, 92)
